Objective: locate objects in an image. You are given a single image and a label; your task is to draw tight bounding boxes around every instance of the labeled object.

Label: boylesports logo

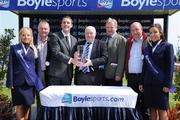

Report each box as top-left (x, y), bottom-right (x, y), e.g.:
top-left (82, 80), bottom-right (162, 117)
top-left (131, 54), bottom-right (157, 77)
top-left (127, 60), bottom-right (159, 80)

top-left (62, 93), bottom-right (72, 104)
top-left (97, 0), bottom-right (113, 9)
top-left (0, 0), bottom-right (10, 8)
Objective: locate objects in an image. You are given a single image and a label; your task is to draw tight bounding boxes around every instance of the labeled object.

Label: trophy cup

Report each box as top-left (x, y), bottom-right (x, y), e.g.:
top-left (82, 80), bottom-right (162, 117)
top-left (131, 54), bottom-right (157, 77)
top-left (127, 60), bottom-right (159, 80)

top-left (77, 45), bottom-right (85, 62)
top-left (77, 45), bottom-right (87, 63)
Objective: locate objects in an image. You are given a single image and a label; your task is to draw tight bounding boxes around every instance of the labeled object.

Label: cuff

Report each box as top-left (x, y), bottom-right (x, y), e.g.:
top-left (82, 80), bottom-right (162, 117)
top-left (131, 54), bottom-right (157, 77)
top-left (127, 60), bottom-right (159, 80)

top-left (68, 58), bottom-right (72, 64)
top-left (89, 60), bottom-right (93, 66)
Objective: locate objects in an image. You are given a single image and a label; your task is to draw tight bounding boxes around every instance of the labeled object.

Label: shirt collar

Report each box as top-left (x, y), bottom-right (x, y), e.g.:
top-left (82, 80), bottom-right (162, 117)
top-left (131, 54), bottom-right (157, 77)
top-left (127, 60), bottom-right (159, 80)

top-left (86, 39), bottom-right (94, 45)
top-left (110, 32), bottom-right (116, 38)
top-left (133, 36), bottom-right (143, 42)
top-left (62, 30), bottom-right (70, 37)
top-left (38, 35), bottom-right (48, 43)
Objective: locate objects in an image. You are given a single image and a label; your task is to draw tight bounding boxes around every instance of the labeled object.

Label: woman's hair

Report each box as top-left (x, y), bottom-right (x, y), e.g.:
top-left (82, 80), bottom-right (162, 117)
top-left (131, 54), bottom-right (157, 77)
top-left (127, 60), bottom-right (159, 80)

top-left (149, 23), bottom-right (166, 40)
top-left (19, 27), bottom-right (38, 58)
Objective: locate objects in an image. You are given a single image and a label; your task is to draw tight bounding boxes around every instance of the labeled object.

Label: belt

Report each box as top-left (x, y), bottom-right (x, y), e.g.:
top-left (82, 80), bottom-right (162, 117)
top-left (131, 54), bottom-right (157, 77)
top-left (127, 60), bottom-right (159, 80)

top-left (128, 73), bottom-right (142, 76)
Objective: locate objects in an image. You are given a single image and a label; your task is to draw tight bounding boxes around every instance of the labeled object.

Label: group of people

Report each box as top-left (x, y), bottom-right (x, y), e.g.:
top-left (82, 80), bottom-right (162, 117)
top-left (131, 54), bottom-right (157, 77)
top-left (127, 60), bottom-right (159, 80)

top-left (6, 16), bottom-right (174, 120)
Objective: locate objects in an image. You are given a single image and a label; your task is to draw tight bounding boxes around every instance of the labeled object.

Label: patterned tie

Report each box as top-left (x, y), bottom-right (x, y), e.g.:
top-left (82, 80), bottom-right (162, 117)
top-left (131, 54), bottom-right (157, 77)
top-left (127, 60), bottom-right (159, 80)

top-left (81, 42), bottom-right (91, 73)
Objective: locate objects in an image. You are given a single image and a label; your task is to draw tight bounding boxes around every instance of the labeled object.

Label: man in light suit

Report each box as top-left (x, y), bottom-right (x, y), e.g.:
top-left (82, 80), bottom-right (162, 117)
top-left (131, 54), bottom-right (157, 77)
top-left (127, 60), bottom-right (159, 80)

top-left (46, 16), bottom-right (77, 85)
top-left (103, 18), bottom-right (126, 86)
top-left (73, 26), bottom-right (108, 85)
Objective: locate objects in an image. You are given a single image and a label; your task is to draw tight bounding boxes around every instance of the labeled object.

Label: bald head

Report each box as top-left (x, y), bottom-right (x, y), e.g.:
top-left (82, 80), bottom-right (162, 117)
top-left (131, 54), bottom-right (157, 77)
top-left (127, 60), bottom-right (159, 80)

top-left (130, 22), bottom-right (143, 40)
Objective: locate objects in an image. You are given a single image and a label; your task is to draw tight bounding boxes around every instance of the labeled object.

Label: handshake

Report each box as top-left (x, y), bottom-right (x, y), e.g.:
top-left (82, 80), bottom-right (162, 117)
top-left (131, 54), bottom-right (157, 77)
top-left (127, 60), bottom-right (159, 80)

top-left (71, 51), bottom-right (93, 67)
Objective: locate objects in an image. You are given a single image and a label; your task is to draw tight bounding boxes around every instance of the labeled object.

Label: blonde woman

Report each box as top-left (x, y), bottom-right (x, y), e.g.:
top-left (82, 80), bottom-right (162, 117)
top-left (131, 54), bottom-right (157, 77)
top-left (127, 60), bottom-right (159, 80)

top-left (6, 27), bottom-right (43, 120)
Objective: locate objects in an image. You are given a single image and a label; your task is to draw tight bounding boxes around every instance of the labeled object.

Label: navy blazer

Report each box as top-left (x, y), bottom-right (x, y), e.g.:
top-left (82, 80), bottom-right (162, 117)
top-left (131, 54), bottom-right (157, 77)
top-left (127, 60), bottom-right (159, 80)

top-left (141, 40), bottom-right (174, 88)
top-left (6, 44), bottom-right (43, 91)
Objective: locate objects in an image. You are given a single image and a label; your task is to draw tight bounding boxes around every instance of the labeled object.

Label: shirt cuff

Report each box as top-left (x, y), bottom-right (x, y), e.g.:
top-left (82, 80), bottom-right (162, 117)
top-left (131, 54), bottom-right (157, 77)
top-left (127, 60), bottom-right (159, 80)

top-left (68, 58), bottom-right (72, 64)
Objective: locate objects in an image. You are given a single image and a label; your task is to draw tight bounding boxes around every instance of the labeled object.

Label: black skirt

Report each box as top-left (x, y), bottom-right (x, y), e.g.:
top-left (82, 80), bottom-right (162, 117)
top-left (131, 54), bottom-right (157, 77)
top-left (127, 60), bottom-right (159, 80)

top-left (144, 85), bottom-right (169, 110)
top-left (12, 83), bottom-right (35, 106)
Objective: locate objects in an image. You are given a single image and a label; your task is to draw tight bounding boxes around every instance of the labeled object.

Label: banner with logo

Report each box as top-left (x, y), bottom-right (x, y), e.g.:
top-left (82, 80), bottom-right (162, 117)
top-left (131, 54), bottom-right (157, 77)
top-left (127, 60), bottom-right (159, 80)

top-left (0, 0), bottom-right (180, 10)
top-left (40, 86), bottom-right (138, 108)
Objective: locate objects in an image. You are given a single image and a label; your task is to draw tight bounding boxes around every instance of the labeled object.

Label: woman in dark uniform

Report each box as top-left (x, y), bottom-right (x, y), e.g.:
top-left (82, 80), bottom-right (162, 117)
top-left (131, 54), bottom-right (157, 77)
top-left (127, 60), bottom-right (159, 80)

top-left (6, 27), bottom-right (43, 120)
top-left (139, 23), bottom-right (174, 120)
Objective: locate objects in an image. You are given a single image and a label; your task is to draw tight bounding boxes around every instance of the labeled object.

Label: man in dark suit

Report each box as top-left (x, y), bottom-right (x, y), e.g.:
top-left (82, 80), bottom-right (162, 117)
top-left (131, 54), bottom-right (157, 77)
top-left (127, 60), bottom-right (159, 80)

top-left (46, 16), bottom-right (77, 85)
top-left (73, 26), bottom-right (108, 85)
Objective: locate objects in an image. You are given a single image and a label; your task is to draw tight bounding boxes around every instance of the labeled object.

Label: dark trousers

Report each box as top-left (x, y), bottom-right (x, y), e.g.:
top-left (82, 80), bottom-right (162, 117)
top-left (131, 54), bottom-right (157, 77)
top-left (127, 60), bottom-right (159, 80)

top-left (46, 75), bottom-right (72, 86)
top-left (128, 73), bottom-right (150, 120)
top-left (36, 71), bottom-right (47, 112)
top-left (75, 70), bottom-right (102, 85)
top-left (104, 78), bottom-right (122, 86)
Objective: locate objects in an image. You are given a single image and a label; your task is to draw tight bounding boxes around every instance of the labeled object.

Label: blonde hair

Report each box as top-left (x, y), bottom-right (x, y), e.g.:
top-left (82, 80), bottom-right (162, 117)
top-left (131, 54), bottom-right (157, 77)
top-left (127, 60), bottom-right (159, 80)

top-left (19, 27), bottom-right (38, 58)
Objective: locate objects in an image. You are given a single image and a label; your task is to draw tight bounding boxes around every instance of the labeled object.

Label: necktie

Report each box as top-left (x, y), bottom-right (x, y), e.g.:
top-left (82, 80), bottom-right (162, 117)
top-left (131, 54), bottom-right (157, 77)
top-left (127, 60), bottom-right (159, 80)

top-left (106, 35), bottom-right (112, 42)
top-left (81, 42), bottom-right (91, 73)
top-left (65, 36), bottom-right (71, 48)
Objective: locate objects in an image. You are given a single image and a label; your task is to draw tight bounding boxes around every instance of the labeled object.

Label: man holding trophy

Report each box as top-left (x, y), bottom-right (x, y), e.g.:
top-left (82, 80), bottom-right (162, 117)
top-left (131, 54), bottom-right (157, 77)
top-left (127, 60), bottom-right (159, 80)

top-left (72, 26), bottom-right (108, 85)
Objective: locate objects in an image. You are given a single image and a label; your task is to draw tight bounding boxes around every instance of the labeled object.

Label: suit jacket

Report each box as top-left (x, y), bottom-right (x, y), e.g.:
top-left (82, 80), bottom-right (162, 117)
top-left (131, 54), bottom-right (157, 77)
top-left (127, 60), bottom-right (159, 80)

top-left (141, 40), bottom-right (174, 88)
top-left (6, 44), bottom-right (43, 91)
top-left (103, 33), bottom-right (126, 79)
top-left (46, 31), bottom-right (77, 82)
top-left (73, 39), bottom-right (108, 84)
top-left (34, 34), bottom-right (51, 70)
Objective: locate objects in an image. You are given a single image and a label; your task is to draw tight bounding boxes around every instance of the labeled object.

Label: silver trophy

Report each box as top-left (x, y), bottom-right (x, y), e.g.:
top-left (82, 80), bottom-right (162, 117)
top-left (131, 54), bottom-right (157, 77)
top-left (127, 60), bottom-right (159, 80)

top-left (77, 45), bottom-right (87, 63)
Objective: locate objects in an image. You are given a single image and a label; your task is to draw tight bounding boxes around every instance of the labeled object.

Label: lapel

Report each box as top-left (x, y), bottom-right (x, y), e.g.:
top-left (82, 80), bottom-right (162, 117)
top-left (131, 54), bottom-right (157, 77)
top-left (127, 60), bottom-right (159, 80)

top-left (152, 40), bottom-right (163, 55)
top-left (56, 32), bottom-right (70, 51)
top-left (13, 44), bottom-right (30, 69)
top-left (90, 39), bottom-right (97, 59)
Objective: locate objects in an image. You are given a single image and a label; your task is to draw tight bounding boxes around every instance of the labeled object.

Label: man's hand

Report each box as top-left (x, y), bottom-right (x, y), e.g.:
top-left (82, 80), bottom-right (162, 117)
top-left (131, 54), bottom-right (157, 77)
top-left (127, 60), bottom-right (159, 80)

top-left (82, 59), bottom-right (92, 67)
top-left (74, 51), bottom-right (81, 61)
top-left (115, 76), bottom-right (121, 81)
top-left (163, 87), bottom-right (170, 93)
top-left (139, 85), bottom-right (144, 92)
top-left (71, 58), bottom-right (83, 67)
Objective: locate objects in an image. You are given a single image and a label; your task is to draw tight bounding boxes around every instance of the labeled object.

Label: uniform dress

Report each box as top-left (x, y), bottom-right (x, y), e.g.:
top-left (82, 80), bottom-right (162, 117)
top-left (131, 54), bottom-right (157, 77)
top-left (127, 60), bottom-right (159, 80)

top-left (6, 43), bottom-right (43, 106)
top-left (142, 40), bottom-right (174, 110)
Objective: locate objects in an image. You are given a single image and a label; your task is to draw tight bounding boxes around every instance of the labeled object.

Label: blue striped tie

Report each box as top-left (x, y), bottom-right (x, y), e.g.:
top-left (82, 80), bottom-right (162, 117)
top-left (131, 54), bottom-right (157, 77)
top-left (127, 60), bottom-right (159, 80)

top-left (81, 43), bottom-right (91, 73)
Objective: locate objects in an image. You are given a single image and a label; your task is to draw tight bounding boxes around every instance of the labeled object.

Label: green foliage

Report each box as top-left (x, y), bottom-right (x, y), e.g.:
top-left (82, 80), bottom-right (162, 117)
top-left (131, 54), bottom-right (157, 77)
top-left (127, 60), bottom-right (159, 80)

top-left (174, 66), bottom-right (180, 101)
top-left (0, 94), bottom-right (13, 120)
top-left (0, 29), bottom-right (15, 82)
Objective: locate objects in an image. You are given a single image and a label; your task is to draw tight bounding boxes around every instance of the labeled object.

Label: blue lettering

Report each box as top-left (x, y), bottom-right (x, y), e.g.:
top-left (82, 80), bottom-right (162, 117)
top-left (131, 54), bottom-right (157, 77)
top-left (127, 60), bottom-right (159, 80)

top-left (73, 96), bottom-right (78, 102)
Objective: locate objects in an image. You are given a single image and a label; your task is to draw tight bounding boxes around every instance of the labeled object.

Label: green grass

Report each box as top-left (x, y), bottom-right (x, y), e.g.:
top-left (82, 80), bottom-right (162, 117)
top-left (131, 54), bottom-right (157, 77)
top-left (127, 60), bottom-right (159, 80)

top-left (0, 86), bottom-right (11, 99)
top-left (169, 93), bottom-right (178, 109)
